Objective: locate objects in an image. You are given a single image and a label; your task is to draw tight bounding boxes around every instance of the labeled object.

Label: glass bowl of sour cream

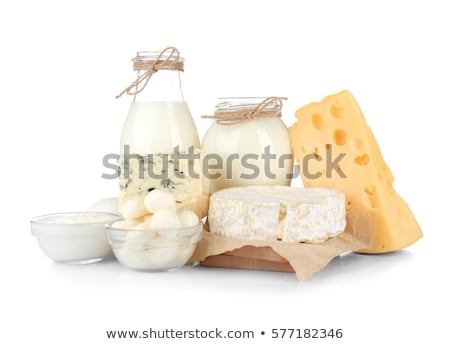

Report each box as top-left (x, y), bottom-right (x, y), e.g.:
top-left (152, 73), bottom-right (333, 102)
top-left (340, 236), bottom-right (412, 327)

top-left (31, 212), bottom-right (121, 264)
top-left (105, 221), bottom-right (203, 271)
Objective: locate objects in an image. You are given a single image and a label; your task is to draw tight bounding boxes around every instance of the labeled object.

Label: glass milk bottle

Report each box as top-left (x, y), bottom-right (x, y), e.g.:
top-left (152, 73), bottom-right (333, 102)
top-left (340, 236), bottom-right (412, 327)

top-left (116, 47), bottom-right (206, 218)
top-left (201, 97), bottom-right (293, 195)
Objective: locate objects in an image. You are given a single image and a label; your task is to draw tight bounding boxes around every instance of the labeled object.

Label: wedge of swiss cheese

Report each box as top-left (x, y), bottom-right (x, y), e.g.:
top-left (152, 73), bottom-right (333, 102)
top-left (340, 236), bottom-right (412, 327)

top-left (288, 90), bottom-right (422, 253)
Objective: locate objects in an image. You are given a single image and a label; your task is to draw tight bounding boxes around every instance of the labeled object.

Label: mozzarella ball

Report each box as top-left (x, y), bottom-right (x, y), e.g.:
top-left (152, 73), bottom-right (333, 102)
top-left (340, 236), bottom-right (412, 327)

top-left (178, 209), bottom-right (199, 227)
top-left (150, 208), bottom-right (181, 230)
top-left (126, 229), bottom-right (157, 247)
top-left (144, 189), bottom-right (176, 214)
top-left (133, 221), bottom-right (152, 230)
top-left (121, 198), bottom-right (149, 220)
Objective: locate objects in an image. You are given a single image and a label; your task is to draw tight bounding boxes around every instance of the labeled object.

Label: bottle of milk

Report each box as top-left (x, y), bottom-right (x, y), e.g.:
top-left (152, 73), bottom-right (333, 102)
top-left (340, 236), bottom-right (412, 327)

top-left (117, 47), bottom-right (207, 218)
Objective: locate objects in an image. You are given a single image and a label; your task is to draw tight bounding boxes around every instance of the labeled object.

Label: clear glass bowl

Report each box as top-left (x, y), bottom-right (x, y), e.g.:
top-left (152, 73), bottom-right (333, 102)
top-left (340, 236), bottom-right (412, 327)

top-left (31, 212), bottom-right (121, 264)
top-left (105, 222), bottom-right (202, 271)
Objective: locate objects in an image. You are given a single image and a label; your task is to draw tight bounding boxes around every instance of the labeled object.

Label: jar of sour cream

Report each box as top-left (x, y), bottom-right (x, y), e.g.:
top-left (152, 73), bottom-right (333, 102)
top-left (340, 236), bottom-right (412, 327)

top-left (201, 97), bottom-right (293, 195)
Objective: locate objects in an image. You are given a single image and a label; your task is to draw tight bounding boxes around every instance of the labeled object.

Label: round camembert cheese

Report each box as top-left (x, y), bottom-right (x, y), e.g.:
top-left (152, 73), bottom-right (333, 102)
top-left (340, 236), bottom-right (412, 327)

top-left (208, 186), bottom-right (346, 244)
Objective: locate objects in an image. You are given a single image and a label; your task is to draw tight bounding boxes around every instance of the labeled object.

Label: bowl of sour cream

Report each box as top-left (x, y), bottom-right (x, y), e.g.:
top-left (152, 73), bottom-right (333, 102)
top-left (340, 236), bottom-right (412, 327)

top-left (31, 212), bottom-right (121, 264)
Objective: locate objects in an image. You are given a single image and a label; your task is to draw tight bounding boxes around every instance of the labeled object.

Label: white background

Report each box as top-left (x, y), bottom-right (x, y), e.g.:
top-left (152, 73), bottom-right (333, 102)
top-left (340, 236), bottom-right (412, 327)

top-left (1, 0), bottom-right (449, 343)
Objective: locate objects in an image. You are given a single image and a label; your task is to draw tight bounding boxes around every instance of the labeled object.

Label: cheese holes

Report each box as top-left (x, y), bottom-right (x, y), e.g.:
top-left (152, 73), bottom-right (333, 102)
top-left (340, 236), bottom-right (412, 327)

top-left (330, 104), bottom-right (344, 119)
top-left (364, 185), bottom-right (376, 195)
top-left (364, 185), bottom-right (379, 208)
top-left (311, 114), bottom-right (324, 130)
top-left (354, 154), bottom-right (370, 166)
top-left (333, 129), bottom-right (347, 146)
top-left (352, 137), bottom-right (365, 153)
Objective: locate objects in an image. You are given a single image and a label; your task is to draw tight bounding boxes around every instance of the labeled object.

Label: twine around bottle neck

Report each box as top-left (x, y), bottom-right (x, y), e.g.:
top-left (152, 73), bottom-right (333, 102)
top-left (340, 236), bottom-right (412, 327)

top-left (116, 46), bottom-right (184, 99)
top-left (202, 97), bottom-right (287, 125)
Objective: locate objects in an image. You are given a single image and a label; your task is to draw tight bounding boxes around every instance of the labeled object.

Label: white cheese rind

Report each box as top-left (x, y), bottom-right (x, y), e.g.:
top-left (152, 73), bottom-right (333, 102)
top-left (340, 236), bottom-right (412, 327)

top-left (208, 186), bottom-right (346, 244)
top-left (209, 198), bottom-right (279, 240)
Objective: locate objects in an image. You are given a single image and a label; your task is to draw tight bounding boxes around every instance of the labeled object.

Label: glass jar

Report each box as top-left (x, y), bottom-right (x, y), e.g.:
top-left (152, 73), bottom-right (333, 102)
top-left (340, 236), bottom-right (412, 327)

top-left (117, 48), bottom-right (207, 218)
top-left (119, 49), bottom-right (199, 154)
top-left (201, 97), bottom-right (293, 195)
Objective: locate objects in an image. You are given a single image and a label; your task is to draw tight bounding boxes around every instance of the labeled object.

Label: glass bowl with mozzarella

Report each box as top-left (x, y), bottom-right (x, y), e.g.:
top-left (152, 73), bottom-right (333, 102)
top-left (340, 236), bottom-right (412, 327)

top-left (105, 220), bottom-right (202, 271)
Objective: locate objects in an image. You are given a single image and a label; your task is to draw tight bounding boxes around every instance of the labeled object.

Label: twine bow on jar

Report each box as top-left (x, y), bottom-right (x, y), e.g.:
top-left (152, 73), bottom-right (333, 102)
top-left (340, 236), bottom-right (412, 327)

top-left (116, 46), bottom-right (184, 99)
top-left (202, 96), bottom-right (287, 125)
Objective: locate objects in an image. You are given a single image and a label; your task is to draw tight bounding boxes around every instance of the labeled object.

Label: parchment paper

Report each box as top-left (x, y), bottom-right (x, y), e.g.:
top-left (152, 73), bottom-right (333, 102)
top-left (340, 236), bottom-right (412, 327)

top-left (190, 210), bottom-right (374, 280)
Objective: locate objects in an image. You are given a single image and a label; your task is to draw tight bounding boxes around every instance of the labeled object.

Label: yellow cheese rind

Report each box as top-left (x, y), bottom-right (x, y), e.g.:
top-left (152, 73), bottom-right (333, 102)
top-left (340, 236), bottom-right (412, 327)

top-left (288, 90), bottom-right (422, 253)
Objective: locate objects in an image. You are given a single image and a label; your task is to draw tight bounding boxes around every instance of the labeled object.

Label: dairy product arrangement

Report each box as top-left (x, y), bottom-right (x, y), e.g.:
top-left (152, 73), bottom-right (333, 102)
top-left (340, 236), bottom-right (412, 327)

top-left (30, 46), bottom-right (422, 279)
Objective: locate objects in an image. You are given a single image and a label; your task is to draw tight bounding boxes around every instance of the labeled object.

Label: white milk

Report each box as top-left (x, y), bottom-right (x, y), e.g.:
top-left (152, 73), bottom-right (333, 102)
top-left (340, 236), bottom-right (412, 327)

top-left (120, 101), bottom-right (199, 154)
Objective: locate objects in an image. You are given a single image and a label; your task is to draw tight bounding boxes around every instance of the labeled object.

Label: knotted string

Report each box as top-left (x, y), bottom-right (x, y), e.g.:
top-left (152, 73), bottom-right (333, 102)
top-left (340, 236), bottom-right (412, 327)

top-left (116, 46), bottom-right (183, 99)
top-left (202, 97), bottom-right (287, 125)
